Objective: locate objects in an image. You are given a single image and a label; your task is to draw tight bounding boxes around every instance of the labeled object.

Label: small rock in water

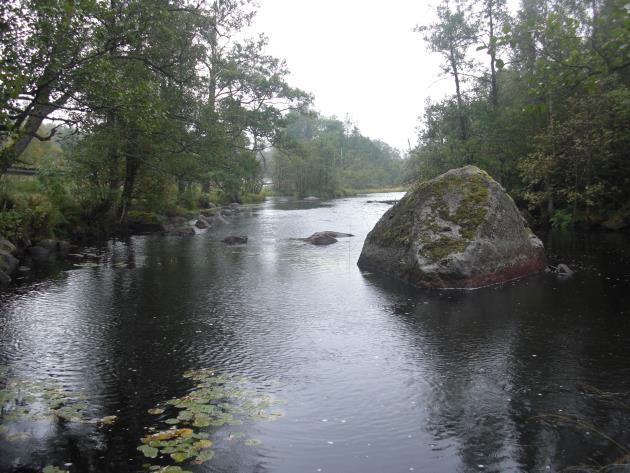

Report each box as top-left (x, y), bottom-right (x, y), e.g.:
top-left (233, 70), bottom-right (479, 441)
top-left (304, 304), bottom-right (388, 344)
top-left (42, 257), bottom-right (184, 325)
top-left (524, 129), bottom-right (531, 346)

top-left (195, 218), bottom-right (210, 229)
top-left (300, 231), bottom-right (353, 246)
top-left (222, 235), bottom-right (248, 245)
top-left (555, 263), bottom-right (574, 277)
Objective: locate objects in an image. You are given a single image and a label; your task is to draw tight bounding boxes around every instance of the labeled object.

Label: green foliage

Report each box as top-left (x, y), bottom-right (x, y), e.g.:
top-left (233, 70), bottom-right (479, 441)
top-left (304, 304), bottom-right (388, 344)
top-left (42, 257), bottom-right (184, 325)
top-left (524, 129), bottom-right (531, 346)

top-left (409, 0), bottom-right (630, 228)
top-left (0, 177), bottom-right (64, 241)
top-left (549, 209), bottom-right (573, 231)
top-left (1, 0), bottom-right (310, 231)
top-left (272, 112), bottom-right (404, 197)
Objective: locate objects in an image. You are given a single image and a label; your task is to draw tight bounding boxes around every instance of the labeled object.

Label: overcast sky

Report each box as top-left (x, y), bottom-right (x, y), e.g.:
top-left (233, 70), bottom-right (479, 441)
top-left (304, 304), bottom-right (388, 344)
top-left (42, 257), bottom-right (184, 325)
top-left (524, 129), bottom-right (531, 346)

top-left (251, 0), bottom-right (450, 152)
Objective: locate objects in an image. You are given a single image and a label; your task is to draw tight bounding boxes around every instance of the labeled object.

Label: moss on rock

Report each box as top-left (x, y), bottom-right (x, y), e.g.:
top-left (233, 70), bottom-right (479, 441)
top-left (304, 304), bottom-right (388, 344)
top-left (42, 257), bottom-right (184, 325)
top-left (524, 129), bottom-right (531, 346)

top-left (358, 165), bottom-right (546, 289)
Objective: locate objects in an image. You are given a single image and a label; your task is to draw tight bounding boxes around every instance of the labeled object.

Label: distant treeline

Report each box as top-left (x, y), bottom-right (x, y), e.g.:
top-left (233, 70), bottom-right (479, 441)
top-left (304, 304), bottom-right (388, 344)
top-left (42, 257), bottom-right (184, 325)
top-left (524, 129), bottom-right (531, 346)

top-left (411, 0), bottom-right (630, 229)
top-left (271, 112), bottom-right (405, 197)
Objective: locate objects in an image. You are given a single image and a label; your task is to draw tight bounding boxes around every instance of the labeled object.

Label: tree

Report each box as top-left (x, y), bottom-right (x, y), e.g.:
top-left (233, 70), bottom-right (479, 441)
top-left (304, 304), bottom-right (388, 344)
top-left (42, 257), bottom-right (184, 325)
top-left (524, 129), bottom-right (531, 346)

top-left (416, 0), bottom-right (477, 148)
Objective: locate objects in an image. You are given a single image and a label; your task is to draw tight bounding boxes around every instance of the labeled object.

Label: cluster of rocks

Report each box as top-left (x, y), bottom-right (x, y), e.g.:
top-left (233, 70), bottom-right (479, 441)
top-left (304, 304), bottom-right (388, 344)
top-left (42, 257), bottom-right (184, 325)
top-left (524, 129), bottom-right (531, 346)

top-left (1, 235), bottom-right (72, 285)
top-left (1, 203), bottom-right (253, 288)
top-left (127, 203), bottom-right (246, 237)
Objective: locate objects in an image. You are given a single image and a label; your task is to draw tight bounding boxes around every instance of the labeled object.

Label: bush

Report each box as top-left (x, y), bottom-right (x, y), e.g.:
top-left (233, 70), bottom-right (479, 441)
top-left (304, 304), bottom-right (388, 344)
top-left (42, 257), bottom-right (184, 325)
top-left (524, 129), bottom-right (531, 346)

top-left (240, 192), bottom-right (267, 204)
top-left (550, 209), bottom-right (573, 231)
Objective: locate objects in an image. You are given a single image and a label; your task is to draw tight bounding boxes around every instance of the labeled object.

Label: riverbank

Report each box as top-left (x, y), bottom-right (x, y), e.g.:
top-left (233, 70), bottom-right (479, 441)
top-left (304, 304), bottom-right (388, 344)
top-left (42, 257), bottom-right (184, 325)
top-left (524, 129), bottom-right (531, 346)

top-left (0, 199), bottom-right (257, 287)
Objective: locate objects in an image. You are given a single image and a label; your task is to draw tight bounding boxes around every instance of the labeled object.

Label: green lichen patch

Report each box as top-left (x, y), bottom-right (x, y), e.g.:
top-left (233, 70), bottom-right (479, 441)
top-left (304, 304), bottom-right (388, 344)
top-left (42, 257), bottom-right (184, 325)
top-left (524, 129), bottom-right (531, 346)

top-left (416, 170), bottom-right (491, 263)
top-left (371, 193), bottom-right (418, 247)
top-left (139, 369), bottom-right (282, 470)
top-left (421, 236), bottom-right (468, 261)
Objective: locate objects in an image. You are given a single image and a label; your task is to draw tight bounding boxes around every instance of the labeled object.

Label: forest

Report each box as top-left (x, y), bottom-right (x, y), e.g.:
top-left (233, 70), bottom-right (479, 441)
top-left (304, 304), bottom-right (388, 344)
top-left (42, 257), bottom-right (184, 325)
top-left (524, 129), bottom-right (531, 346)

top-left (410, 0), bottom-right (630, 229)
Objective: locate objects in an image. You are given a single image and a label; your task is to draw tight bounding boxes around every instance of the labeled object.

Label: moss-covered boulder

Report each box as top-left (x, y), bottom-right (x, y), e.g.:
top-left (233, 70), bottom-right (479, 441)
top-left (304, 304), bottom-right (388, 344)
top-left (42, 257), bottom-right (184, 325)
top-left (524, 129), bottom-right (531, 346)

top-left (357, 165), bottom-right (546, 289)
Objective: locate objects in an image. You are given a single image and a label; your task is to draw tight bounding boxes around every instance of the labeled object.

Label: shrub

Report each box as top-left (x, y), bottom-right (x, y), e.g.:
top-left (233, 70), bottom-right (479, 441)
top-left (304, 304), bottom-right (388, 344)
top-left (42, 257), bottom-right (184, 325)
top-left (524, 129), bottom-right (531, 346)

top-left (550, 209), bottom-right (573, 231)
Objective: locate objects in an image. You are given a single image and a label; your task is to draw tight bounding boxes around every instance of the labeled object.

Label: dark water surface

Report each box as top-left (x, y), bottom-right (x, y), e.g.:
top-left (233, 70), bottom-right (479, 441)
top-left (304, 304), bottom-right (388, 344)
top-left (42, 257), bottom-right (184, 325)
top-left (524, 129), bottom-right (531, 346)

top-left (1, 194), bottom-right (630, 473)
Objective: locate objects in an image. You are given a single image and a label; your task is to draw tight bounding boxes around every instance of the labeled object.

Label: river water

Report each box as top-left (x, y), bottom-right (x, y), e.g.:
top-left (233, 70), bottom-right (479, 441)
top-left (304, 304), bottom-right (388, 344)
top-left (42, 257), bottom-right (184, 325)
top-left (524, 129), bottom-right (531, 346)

top-left (1, 193), bottom-right (630, 473)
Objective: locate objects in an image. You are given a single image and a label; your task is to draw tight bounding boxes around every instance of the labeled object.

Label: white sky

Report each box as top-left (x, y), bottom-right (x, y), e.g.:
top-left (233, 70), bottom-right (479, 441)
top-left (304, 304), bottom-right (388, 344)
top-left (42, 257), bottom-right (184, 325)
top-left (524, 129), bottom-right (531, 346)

top-left (252, 0), bottom-right (451, 152)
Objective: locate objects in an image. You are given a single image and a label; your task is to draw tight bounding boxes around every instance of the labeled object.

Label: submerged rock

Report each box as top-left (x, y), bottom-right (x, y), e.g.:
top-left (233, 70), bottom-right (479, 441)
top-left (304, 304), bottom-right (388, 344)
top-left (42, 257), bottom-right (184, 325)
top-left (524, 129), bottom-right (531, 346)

top-left (358, 165), bottom-right (546, 289)
top-left (299, 231), bottom-right (354, 246)
top-left (222, 235), bottom-right (248, 245)
top-left (304, 233), bottom-right (337, 245)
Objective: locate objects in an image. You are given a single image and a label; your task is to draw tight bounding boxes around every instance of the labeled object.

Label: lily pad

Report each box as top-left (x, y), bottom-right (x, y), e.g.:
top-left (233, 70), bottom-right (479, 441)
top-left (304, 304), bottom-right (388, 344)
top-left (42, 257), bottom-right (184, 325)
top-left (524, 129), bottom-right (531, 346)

top-left (100, 415), bottom-right (118, 425)
top-left (170, 451), bottom-right (191, 462)
top-left (193, 449), bottom-right (214, 464)
top-left (148, 408), bottom-right (165, 415)
top-left (42, 466), bottom-right (69, 473)
top-left (137, 444), bottom-right (159, 459)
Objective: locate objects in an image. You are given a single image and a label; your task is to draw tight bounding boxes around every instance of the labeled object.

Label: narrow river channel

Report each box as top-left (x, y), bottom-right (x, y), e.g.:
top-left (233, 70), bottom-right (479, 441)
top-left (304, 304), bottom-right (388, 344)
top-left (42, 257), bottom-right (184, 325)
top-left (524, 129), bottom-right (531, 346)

top-left (1, 193), bottom-right (630, 473)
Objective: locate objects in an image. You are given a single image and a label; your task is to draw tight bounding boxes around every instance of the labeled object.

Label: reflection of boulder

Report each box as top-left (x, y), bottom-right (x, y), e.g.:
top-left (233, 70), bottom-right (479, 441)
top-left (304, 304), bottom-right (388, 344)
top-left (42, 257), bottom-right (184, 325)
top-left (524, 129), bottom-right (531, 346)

top-left (358, 165), bottom-right (546, 288)
top-left (222, 235), bottom-right (248, 245)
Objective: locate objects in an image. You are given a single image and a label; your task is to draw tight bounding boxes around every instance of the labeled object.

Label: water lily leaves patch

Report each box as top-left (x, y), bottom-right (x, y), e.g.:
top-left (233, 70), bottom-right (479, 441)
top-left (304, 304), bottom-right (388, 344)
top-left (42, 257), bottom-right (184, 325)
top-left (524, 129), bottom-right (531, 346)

top-left (0, 366), bottom-right (117, 440)
top-left (139, 369), bottom-right (282, 471)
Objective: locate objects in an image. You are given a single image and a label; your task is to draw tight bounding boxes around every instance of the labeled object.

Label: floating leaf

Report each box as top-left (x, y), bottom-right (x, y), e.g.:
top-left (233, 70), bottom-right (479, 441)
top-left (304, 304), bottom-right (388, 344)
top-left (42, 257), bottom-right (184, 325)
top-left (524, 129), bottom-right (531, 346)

top-left (244, 438), bottom-right (261, 447)
top-left (177, 410), bottom-right (193, 421)
top-left (170, 451), bottom-right (191, 462)
top-left (164, 418), bottom-right (180, 425)
top-left (137, 444), bottom-right (159, 458)
top-left (193, 439), bottom-right (213, 449)
top-left (100, 415), bottom-right (118, 425)
top-left (192, 414), bottom-right (211, 427)
top-left (148, 408), bottom-right (165, 415)
top-left (42, 466), bottom-right (69, 473)
top-left (193, 449), bottom-right (214, 464)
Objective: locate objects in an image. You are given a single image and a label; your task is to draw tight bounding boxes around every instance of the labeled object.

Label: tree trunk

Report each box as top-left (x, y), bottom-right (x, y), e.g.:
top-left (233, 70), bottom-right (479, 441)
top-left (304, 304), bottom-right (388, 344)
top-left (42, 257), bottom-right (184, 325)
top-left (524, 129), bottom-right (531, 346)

top-left (488, 2), bottom-right (499, 107)
top-left (118, 154), bottom-right (139, 224)
top-left (0, 88), bottom-right (70, 175)
top-left (449, 47), bottom-right (468, 143)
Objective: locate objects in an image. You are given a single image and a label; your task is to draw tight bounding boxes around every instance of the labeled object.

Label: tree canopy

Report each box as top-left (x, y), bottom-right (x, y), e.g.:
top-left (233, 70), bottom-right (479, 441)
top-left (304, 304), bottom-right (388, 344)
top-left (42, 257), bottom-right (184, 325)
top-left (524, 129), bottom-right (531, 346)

top-left (410, 0), bottom-right (630, 228)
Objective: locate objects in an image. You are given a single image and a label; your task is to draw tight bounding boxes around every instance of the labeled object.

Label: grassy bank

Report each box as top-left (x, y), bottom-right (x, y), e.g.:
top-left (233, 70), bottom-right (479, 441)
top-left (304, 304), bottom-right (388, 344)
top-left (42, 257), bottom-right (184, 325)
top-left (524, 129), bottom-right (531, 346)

top-left (0, 175), bottom-right (267, 245)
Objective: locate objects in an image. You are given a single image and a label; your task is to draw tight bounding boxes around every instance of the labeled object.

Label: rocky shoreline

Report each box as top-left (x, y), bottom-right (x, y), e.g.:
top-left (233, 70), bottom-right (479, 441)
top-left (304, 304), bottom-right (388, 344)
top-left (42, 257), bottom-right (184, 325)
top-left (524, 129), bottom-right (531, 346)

top-left (0, 202), bottom-right (251, 288)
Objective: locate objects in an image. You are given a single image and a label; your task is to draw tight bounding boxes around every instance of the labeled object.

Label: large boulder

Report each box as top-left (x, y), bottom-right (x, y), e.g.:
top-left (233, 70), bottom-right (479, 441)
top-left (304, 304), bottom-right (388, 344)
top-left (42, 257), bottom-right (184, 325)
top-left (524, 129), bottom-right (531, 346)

top-left (358, 165), bottom-right (546, 289)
